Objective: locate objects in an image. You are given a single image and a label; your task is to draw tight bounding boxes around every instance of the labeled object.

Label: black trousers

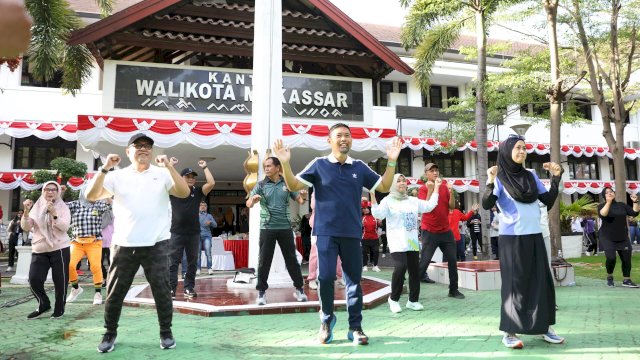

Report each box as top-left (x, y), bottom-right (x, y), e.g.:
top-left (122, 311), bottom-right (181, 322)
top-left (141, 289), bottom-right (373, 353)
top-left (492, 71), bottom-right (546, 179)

top-left (380, 234), bottom-right (388, 253)
top-left (104, 240), bottom-right (172, 335)
top-left (8, 233), bottom-right (19, 267)
top-left (256, 228), bottom-right (304, 291)
top-left (29, 247), bottom-right (70, 315)
top-left (470, 231), bottom-right (482, 256)
top-left (168, 233), bottom-right (200, 292)
top-left (301, 234), bottom-right (311, 261)
top-left (490, 236), bottom-right (499, 259)
top-left (585, 232), bottom-right (597, 253)
top-left (390, 251), bottom-right (420, 302)
top-left (419, 230), bottom-right (458, 291)
top-left (101, 247), bottom-right (110, 280)
top-left (605, 249), bottom-right (632, 277)
top-left (362, 239), bottom-right (379, 266)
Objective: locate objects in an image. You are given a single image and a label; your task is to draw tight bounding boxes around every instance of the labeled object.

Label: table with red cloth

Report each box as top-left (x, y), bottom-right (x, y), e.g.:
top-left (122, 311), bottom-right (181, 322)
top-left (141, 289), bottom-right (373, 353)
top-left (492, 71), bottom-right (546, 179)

top-left (223, 237), bottom-right (305, 269)
top-left (223, 239), bottom-right (249, 269)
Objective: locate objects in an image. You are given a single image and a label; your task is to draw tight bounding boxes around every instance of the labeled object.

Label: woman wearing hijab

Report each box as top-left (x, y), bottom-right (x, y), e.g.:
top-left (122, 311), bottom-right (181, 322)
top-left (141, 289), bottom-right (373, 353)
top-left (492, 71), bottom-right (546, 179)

top-left (598, 186), bottom-right (640, 288)
top-left (482, 135), bottom-right (565, 349)
top-left (370, 174), bottom-right (440, 313)
top-left (20, 181), bottom-right (71, 319)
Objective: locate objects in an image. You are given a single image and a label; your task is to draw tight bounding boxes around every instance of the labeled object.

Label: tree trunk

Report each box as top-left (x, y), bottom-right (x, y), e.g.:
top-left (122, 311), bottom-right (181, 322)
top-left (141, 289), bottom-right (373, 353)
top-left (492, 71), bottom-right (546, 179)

top-left (474, 9), bottom-right (490, 257)
top-left (544, 0), bottom-right (563, 256)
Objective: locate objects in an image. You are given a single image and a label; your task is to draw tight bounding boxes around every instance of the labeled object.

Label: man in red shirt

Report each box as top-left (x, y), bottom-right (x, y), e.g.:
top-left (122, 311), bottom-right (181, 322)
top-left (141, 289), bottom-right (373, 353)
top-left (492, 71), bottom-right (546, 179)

top-left (418, 163), bottom-right (465, 299)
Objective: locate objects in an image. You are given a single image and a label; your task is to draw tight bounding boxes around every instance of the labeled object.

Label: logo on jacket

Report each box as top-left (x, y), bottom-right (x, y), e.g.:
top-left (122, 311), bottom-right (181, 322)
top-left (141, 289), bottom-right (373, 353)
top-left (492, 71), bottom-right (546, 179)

top-left (352, 174), bottom-right (358, 179)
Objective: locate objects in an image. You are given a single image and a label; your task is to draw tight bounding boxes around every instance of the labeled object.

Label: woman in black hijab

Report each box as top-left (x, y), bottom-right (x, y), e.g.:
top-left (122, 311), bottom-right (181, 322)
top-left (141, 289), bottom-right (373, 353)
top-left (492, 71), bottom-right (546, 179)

top-left (482, 135), bottom-right (565, 349)
top-left (598, 186), bottom-right (639, 288)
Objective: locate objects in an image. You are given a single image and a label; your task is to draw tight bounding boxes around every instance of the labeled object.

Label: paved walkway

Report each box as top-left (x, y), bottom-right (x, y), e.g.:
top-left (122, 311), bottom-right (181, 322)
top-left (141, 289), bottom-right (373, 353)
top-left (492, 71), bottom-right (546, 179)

top-left (1, 269), bottom-right (638, 359)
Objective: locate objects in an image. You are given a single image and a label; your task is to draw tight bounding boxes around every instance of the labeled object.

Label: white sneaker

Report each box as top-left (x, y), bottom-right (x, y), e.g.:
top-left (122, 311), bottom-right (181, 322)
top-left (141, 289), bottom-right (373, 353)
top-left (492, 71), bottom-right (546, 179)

top-left (196, 269), bottom-right (201, 275)
top-left (208, 268), bottom-right (214, 275)
top-left (372, 266), bottom-right (381, 272)
top-left (502, 333), bottom-right (524, 348)
top-left (66, 286), bottom-right (84, 303)
top-left (6, 266), bottom-right (13, 272)
top-left (93, 292), bottom-right (103, 305)
top-left (406, 301), bottom-right (424, 311)
top-left (362, 266), bottom-right (368, 272)
top-left (309, 280), bottom-right (318, 290)
top-left (388, 297), bottom-right (402, 313)
top-left (293, 288), bottom-right (308, 302)
top-left (542, 327), bottom-right (565, 344)
top-left (256, 292), bottom-right (266, 305)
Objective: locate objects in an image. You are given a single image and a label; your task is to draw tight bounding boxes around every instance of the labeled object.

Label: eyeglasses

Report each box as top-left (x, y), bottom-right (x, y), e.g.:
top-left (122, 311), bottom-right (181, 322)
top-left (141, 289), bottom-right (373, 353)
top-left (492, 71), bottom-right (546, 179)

top-left (508, 134), bottom-right (526, 141)
top-left (43, 188), bottom-right (57, 192)
top-left (130, 143), bottom-right (152, 150)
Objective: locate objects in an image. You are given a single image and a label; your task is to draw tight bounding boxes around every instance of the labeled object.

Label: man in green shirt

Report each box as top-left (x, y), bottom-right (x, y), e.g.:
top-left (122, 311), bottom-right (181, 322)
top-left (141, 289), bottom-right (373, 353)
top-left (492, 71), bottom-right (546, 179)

top-left (247, 157), bottom-right (307, 305)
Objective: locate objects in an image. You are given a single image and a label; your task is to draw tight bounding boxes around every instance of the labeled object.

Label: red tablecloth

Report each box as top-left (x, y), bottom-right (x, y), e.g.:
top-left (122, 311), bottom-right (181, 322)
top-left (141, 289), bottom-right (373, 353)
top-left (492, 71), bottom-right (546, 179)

top-left (223, 239), bottom-right (249, 269)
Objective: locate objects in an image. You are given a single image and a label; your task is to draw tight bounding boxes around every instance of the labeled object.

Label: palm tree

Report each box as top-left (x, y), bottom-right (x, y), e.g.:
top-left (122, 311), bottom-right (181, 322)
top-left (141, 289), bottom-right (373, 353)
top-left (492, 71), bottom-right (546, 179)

top-left (23, 0), bottom-right (112, 95)
top-left (401, 0), bottom-right (519, 254)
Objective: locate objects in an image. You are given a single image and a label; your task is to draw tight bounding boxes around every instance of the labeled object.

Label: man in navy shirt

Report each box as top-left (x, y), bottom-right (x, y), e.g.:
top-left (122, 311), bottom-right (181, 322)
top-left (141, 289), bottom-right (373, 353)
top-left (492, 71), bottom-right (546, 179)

top-left (274, 123), bottom-right (401, 345)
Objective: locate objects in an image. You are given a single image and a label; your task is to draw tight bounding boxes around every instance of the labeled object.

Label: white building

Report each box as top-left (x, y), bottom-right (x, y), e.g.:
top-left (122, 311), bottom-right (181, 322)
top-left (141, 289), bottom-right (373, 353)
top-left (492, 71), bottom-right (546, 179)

top-left (1, 0), bottom-right (639, 222)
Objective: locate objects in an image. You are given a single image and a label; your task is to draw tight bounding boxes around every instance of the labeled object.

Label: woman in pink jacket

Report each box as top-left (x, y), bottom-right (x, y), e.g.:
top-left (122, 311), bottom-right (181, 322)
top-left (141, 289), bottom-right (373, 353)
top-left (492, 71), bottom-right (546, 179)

top-left (21, 181), bottom-right (71, 319)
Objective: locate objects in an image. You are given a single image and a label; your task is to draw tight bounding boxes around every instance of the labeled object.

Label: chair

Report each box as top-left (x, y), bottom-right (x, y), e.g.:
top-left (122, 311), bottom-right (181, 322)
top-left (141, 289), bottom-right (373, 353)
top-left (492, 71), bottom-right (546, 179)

top-left (210, 237), bottom-right (235, 271)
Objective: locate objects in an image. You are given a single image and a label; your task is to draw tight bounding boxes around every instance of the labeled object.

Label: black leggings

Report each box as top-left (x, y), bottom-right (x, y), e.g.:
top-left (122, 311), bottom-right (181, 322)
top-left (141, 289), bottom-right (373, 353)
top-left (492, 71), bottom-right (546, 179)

top-left (29, 247), bottom-right (70, 315)
top-left (362, 239), bottom-right (379, 266)
top-left (470, 232), bottom-right (482, 256)
top-left (390, 251), bottom-right (420, 302)
top-left (605, 249), bottom-right (632, 277)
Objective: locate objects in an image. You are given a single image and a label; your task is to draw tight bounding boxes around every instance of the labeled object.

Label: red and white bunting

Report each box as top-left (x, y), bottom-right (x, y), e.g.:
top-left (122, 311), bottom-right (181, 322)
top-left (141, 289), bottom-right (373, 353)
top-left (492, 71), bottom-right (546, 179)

top-left (0, 172), bottom-right (94, 191)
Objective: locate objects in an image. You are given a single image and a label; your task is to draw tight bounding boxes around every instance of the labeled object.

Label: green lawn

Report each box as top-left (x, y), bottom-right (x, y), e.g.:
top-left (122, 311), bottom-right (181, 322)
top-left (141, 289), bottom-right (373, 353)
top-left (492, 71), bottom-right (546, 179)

top-left (568, 253), bottom-right (640, 280)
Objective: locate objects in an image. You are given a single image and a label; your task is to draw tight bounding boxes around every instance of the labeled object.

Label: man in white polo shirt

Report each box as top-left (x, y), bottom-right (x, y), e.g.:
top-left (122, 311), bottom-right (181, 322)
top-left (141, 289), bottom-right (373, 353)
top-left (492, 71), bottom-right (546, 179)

top-left (86, 133), bottom-right (190, 353)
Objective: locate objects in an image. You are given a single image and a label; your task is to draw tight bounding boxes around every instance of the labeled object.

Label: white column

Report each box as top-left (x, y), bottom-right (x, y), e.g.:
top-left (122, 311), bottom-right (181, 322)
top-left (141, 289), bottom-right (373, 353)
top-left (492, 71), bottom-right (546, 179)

top-left (247, 0), bottom-right (283, 271)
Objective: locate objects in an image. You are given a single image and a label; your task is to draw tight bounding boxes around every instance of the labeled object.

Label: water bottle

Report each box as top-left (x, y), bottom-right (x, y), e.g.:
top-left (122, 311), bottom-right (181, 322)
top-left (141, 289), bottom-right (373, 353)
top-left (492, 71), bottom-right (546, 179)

top-left (18, 236), bottom-right (23, 246)
top-left (558, 250), bottom-right (563, 258)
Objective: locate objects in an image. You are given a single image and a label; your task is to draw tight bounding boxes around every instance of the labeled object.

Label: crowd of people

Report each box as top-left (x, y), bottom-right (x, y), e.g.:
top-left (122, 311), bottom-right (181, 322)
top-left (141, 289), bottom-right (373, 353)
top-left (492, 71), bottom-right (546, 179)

top-left (7, 123), bottom-right (640, 353)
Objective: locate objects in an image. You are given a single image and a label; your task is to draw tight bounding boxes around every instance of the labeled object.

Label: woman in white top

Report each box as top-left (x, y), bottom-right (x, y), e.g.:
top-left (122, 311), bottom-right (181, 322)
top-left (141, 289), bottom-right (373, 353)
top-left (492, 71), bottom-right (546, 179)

top-left (371, 174), bottom-right (440, 313)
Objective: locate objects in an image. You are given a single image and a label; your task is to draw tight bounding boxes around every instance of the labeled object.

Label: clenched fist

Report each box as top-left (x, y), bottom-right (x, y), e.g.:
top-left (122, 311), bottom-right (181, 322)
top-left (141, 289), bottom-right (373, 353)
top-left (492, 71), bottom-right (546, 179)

top-left (543, 162), bottom-right (563, 177)
top-left (487, 166), bottom-right (498, 183)
top-left (155, 155), bottom-right (172, 168)
top-left (0, 0), bottom-right (32, 58)
top-left (103, 154), bottom-right (121, 171)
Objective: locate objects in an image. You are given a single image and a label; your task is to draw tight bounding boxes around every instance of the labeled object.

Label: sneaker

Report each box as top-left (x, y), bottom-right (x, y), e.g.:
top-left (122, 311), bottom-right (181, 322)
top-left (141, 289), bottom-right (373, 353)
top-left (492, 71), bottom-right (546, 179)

top-left (196, 269), bottom-right (201, 275)
top-left (93, 292), bottom-right (103, 305)
top-left (294, 288), bottom-right (308, 302)
top-left (6, 266), bottom-right (12, 272)
top-left (256, 291), bottom-right (266, 305)
top-left (381, 253), bottom-right (386, 258)
top-left (388, 297), bottom-right (402, 313)
top-left (309, 280), bottom-right (318, 290)
top-left (421, 276), bottom-right (435, 284)
top-left (502, 333), bottom-right (523, 349)
top-left (448, 289), bottom-right (465, 299)
top-left (607, 276), bottom-right (614, 287)
top-left (97, 333), bottom-right (117, 353)
top-left (160, 331), bottom-right (176, 349)
top-left (372, 266), bottom-right (381, 272)
top-left (542, 327), bottom-right (565, 344)
top-left (26, 306), bottom-right (51, 320)
top-left (66, 286), bottom-right (84, 303)
top-left (473, 256), bottom-right (478, 260)
top-left (336, 278), bottom-right (346, 288)
top-left (208, 268), bottom-right (214, 275)
top-left (622, 279), bottom-right (639, 288)
top-left (347, 327), bottom-right (369, 345)
top-left (184, 288), bottom-right (197, 298)
top-left (406, 301), bottom-right (424, 311)
top-left (362, 266), bottom-right (368, 272)
top-left (318, 314), bottom-right (337, 344)
top-left (585, 252), bottom-right (591, 256)
top-left (171, 290), bottom-right (176, 300)
top-left (50, 312), bottom-right (64, 319)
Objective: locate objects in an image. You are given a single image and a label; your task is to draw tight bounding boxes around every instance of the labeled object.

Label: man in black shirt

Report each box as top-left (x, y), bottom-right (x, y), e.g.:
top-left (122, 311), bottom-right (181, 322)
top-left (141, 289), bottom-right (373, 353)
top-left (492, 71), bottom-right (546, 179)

top-left (169, 160), bottom-right (215, 298)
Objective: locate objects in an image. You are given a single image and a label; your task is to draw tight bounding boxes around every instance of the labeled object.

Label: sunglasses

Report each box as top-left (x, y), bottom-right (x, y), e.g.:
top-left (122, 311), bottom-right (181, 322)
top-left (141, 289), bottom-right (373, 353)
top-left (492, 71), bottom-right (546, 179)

top-left (130, 143), bottom-right (153, 150)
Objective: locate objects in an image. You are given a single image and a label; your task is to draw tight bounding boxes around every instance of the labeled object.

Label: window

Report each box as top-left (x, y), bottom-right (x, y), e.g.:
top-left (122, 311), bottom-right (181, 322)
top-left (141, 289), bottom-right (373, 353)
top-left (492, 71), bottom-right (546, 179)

top-left (525, 154), bottom-right (551, 179)
top-left (446, 86), bottom-right (459, 106)
top-left (374, 81), bottom-right (407, 106)
top-left (369, 148), bottom-right (412, 178)
top-left (609, 159), bottom-right (638, 180)
top-left (13, 136), bottom-right (76, 169)
top-left (567, 156), bottom-right (599, 180)
top-left (428, 86), bottom-right (442, 108)
top-left (20, 56), bottom-right (63, 88)
top-left (421, 150), bottom-right (464, 178)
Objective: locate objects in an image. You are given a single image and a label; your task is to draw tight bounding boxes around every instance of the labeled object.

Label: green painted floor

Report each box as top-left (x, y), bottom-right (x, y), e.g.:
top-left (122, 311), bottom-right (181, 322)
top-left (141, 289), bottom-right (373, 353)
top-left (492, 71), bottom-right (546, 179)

top-left (1, 269), bottom-right (638, 360)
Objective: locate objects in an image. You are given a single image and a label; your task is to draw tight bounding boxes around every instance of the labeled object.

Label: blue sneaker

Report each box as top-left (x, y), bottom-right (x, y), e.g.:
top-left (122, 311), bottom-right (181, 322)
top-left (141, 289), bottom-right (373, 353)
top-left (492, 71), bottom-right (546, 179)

top-left (542, 328), bottom-right (565, 344)
top-left (347, 327), bottom-right (369, 345)
top-left (318, 314), bottom-right (337, 344)
top-left (502, 333), bottom-right (523, 349)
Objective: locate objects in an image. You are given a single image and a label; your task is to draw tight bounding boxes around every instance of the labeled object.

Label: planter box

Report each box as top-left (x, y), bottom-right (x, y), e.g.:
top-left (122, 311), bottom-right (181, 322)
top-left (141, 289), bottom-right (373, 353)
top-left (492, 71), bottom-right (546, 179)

top-left (561, 235), bottom-right (583, 259)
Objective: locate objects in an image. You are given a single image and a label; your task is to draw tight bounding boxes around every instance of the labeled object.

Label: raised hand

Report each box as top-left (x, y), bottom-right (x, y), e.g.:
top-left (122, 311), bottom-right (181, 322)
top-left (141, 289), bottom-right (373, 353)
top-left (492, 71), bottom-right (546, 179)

top-left (155, 155), bottom-right (172, 168)
top-left (631, 194), bottom-right (638, 203)
top-left (169, 157), bottom-right (179, 166)
top-left (543, 162), bottom-right (563, 177)
top-left (426, 180), bottom-right (435, 194)
top-left (198, 160), bottom-right (208, 168)
top-left (386, 137), bottom-right (402, 161)
top-left (272, 139), bottom-right (291, 163)
top-left (446, 179), bottom-right (453, 191)
top-left (250, 194), bottom-right (262, 205)
top-left (434, 177), bottom-right (443, 189)
top-left (487, 166), bottom-right (498, 182)
top-left (103, 154), bottom-right (121, 170)
top-left (22, 199), bottom-right (32, 211)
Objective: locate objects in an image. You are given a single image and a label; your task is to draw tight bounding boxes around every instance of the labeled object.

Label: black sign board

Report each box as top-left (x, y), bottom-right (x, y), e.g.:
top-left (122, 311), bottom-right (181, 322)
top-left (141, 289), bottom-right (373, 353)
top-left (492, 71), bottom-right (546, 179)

top-left (113, 64), bottom-right (364, 121)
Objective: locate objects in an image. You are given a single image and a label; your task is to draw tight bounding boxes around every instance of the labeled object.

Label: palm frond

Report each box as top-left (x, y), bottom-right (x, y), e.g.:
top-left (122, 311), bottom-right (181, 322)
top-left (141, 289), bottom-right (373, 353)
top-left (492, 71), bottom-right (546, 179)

top-left (95, 0), bottom-right (114, 18)
top-left (413, 20), bottom-right (466, 92)
top-left (62, 44), bottom-right (93, 95)
top-left (401, 0), bottom-right (464, 49)
top-left (559, 196), bottom-right (598, 222)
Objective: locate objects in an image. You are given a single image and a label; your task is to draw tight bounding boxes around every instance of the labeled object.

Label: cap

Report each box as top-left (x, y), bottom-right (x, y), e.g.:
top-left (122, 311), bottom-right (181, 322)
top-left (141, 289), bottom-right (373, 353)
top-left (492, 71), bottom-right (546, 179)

top-left (128, 133), bottom-right (154, 146)
top-left (425, 163), bottom-right (439, 171)
top-left (180, 168), bottom-right (198, 177)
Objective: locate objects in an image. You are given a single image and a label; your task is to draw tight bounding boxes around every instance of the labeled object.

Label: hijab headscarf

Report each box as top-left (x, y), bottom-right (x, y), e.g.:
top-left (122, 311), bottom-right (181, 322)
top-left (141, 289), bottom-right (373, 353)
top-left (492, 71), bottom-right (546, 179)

top-left (30, 181), bottom-right (70, 247)
top-left (497, 136), bottom-right (539, 203)
top-left (390, 174), bottom-right (409, 200)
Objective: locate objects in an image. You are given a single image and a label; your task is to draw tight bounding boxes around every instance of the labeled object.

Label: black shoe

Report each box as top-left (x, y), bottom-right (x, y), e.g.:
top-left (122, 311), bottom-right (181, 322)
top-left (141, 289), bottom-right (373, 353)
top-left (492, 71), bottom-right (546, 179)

top-left (448, 289), bottom-right (465, 299)
top-left (27, 306), bottom-right (51, 320)
top-left (607, 276), bottom-right (614, 287)
top-left (160, 331), bottom-right (176, 349)
top-left (171, 290), bottom-right (176, 300)
top-left (421, 276), bottom-right (435, 284)
top-left (622, 279), bottom-right (639, 288)
top-left (184, 288), bottom-right (197, 298)
top-left (347, 327), bottom-right (369, 345)
top-left (50, 312), bottom-right (64, 319)
top-left (97, 333), bottom-right (117, 353)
